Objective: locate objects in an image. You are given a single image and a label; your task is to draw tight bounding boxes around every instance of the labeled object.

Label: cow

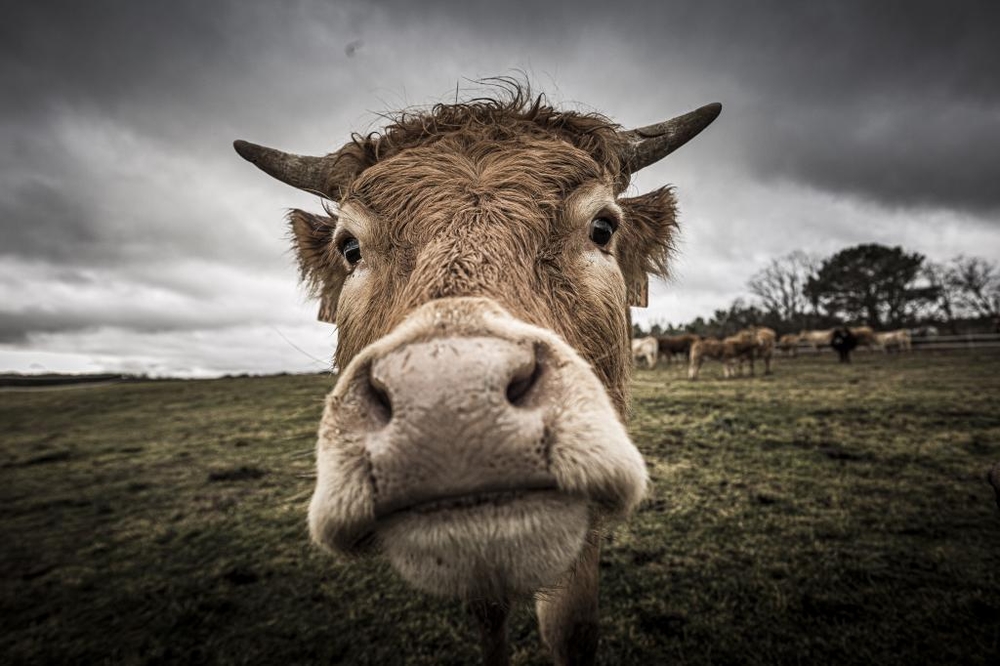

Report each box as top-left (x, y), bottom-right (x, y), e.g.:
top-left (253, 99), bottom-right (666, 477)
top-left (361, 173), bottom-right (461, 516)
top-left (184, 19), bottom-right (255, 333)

top-left (849, 325), bottom-right (878, 351)
top-left (688, 337), bottom-right (725, 379)
top-left (723, 330), bottom-right (758, 377)
top-left (799, 328), bottom-right (833, 351)
top-left (875, 329), bottom-right (912, 352)
top-left (657, 333), bottom-right (699, 364)
top-left (830, 326), bottom-right (857, 363)
top-left (631, 336), bottom-right (659, 369)
top-left (777, 332), bottom-right (800, 357)
top-left (750, 326), bottom-right (776, 375)
top-left (688, 331), bottom-right (756, 380)
top-left (233, 86), bottom-right (720, 665)
top-left (713, 327), bottom-right (774, 377)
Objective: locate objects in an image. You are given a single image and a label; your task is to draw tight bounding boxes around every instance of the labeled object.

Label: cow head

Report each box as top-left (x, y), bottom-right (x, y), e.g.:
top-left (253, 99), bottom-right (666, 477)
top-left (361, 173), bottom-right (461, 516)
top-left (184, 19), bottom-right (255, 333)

top-left (235, 88), bottom-right (719, 600)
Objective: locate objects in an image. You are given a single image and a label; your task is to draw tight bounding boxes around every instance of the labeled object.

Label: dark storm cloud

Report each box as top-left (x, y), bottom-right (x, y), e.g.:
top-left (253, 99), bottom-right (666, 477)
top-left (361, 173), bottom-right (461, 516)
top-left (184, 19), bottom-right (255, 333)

top-left (696, 2), bottom-right (1000, 213)
top-left (3, 1), bottom-right (997, 262)
top-left (0, 2), bottom-right (227, 112)
top-left (2, 3), bottom-right (303, 120)
top-left (0, 1), bottom-right (368, 269)
top-left (372, 0), bottom-right (1000, 214)
top-left (0, 179), bottom-right (98, 260)
top-left (0, 307), bottom-right (220, 344)
top-left (0, 261), bottom-right (310, 345)
top-left (0, 126), bottom-right (285, 267)
top-left (0, 1), bottom-right (374, 148)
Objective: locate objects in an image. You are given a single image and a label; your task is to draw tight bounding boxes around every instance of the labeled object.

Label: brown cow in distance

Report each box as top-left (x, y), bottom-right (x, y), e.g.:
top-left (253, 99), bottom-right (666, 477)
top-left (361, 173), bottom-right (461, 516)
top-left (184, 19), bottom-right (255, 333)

top-left (850, 325), bottom-right (878, 351)
top-left (688, 331), bottom-right (756, 380)
top-left (723, 330), bottom-right (758, 377)
top-left (751, 326), bottom-right (776, 375)
top-left (234, 85), bottom-right (721, 665)
top-left (687, 337), bottom-right (726, 379)
top-left (689, 327), bottom-right (773, 379)
top-left (777, 333), bottom-right (800, 357)
top-left (657, 333), bottom-right (699, 363)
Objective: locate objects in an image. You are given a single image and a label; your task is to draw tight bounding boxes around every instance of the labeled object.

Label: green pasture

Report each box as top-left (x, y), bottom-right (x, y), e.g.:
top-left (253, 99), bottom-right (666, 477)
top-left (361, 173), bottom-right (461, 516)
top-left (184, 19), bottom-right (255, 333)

top-left (2, 351), bottom-right (999, 664)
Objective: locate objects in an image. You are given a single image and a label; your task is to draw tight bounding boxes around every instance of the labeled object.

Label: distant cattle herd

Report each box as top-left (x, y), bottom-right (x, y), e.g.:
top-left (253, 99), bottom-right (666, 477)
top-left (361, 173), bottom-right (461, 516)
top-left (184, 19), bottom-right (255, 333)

top-left (633, 326), bottom-right (917, 378)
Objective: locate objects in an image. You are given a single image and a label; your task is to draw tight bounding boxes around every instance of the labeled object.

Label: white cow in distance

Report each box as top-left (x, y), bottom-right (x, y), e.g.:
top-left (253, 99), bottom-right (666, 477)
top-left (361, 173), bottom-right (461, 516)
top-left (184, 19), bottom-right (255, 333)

top-left (876, 329), bottom-right (912, 352)
top-left (632, 336), bottom-right (659, 369)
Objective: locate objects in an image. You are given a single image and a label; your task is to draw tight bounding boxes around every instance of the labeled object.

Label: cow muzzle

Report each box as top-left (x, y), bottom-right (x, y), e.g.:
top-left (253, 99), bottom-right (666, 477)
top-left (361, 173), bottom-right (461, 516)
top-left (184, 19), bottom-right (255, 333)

top-left (308, 297), bottom-right (647, 599)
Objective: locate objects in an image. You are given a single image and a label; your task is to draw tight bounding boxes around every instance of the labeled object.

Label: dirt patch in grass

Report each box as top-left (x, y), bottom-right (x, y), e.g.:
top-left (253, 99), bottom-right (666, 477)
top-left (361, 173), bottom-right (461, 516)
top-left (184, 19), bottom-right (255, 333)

top-left (15, 450), bottom-right (73, 466)
top-left (207, 465), bottom-right (267, 482)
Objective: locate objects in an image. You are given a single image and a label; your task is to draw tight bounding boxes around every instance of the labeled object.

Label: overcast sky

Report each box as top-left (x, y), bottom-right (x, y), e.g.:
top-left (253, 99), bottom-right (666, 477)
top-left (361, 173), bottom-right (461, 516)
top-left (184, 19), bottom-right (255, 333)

top-left (2, 0), bottom-right (998, 376)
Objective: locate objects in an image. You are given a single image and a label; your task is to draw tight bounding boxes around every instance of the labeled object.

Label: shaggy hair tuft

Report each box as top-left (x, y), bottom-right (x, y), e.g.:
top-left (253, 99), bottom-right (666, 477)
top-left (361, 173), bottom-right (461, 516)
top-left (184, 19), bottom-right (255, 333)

top-left (332, 79), bottom-right (633, 193)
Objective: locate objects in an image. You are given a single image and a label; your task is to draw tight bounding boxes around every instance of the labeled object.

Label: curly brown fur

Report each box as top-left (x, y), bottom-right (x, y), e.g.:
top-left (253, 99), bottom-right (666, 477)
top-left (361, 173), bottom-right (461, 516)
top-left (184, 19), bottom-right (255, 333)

top-left (332, 81), bottom-right (633, 195)
top-left (288, 210), bottom-right (346, 321)
top-left (617, 187), bottom-right (679, 284)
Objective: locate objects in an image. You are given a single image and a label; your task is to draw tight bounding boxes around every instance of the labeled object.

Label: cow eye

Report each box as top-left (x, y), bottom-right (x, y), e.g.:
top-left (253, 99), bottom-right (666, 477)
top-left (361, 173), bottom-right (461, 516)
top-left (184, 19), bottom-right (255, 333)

top-left (340, 237), bottom-right (362, 264)
top-left (589, 217), bottom-right (616, 247)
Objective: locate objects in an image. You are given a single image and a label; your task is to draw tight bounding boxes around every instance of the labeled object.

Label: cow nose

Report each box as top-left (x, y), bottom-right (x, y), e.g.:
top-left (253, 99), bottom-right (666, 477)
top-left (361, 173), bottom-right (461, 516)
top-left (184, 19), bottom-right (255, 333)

top-left (342, 336), bottom-right (557, 518)
top-left (356, 339), bottom-right (541, 421)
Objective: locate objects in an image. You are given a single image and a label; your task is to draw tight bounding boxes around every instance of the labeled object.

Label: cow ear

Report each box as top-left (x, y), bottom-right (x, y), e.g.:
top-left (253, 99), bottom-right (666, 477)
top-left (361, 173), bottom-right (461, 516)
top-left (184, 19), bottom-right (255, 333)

top-left (617, 187), bottom-right (679, 307)
top-left (288, 209), bottom-right (348, 323)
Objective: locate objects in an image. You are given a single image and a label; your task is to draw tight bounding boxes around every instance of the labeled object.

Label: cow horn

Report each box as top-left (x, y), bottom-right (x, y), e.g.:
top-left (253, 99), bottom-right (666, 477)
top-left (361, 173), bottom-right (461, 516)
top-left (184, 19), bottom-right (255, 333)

top-left (233, 140), bottom-right (339, 198)
top-left (620, 102), bottom-right (722, 173)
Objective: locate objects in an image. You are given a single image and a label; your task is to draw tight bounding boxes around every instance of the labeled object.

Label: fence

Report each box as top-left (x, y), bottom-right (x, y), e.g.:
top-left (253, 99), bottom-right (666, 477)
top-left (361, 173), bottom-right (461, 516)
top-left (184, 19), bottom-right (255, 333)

top-left (791, 332), bottom-right (1000, 354)
top-left (910, 332), bottom-right (1000, 351)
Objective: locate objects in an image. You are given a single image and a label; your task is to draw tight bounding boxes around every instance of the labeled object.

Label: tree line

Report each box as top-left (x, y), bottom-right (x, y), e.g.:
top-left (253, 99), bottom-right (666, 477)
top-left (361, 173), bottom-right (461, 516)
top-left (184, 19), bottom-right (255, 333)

top-left (635, 244), bottom-right (1000, 338)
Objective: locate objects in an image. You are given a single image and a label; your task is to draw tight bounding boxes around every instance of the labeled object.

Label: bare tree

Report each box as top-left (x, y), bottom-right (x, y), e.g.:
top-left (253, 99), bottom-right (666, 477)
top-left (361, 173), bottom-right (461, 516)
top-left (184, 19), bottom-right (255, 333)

top-left (949, 256), bottom-right (1000, 318)
top-left (922, 261), bottom-right (961, 333)
top-left (747, 251), bottom-right (818, 328)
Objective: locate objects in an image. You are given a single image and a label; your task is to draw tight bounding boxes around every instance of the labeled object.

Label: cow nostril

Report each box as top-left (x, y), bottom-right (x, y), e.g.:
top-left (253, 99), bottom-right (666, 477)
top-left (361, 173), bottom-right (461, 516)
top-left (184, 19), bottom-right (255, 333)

top-left (506, 360), bottom-right (541, 406)
top-left (367, 369), bottom-right (393, 425)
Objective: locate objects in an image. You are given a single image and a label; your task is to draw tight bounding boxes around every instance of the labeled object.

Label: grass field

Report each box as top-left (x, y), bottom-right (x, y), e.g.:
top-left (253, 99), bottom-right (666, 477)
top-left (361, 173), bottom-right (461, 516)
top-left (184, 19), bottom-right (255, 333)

top-left (2, 351), bottom-right (999, 665)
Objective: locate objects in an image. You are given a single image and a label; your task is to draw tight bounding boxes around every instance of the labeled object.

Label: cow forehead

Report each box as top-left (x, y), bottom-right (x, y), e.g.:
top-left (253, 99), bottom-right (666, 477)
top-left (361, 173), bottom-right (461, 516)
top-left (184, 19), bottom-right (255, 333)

top-left (343, 138), bottom-right (614, 218)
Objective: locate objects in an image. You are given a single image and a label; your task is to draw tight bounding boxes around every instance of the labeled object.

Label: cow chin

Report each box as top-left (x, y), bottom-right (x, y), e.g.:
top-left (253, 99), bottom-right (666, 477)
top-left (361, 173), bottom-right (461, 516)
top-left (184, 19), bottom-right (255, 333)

top-left (377, 493), bottom-right (590, 600)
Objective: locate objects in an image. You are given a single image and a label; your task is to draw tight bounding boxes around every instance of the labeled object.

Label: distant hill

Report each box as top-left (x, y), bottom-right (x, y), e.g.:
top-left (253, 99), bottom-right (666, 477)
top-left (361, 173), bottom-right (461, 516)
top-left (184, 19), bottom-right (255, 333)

top-left (0, 373), bottom-right (131, 387)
